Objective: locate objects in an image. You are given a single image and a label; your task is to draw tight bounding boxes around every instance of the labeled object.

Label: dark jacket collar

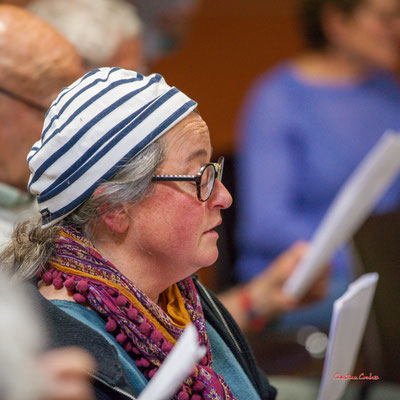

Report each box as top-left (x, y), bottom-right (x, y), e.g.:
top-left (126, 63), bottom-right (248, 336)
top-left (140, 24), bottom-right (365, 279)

top-left (26, 281), bottom-right (136, 397)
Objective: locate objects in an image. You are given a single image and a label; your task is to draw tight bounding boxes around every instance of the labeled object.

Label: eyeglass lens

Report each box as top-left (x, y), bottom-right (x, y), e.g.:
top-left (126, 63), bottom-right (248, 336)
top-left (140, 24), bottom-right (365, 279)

top-left (218, 157), bottom-right (224, 181)
top-left (200, 164), bottom-right (215, 201)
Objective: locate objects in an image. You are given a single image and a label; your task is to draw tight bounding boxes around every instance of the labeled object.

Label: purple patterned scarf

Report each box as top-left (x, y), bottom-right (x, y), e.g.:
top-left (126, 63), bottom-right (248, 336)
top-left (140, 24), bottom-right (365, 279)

top-left (39, 226), bottom-right (236, 400)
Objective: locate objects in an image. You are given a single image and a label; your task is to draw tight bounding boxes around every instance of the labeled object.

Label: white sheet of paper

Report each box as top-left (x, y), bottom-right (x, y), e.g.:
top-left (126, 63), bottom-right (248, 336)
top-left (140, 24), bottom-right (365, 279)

top-left (137, 324), bottom-right (206, 400)
top-left (283, 131), bottom-right (400, 299)
top-left (317, 273), bottom-right (379, 400)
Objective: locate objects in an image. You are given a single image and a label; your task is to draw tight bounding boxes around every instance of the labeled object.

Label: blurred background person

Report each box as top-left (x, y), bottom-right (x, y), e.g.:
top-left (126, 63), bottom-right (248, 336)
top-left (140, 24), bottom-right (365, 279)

top-left (27, 0), bottom-right (145, 73)
top-left (0, 9), bottom-right (97, 397)
top-left (127, 0), bottom-right (201, 65)
top-left (0, 4), bottom-right (83, 250)
top-left (0, 268), bottom-right (96, 400)
top-left (234, 0), bottom-right (400, 330)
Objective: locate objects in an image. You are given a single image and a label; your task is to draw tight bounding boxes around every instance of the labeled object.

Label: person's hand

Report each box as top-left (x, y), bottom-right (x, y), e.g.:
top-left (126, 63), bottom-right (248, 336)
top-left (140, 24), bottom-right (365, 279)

top-left (39, 347), bottom-right (96, 400)
top-left (218, 241), bottom-right (329, 331)
top-left (246, 241), bottom-right (329, 323)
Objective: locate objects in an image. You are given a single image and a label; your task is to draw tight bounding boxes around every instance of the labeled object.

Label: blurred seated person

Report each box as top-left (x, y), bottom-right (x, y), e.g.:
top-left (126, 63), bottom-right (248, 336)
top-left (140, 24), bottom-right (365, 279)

top-left (1, 67), bottom-right (327, 399)
top-left (235, 0), bottom-right (400, 330)
top-left (0, 4), bottom-right (83, 250)
top-left (0, 270), bottom-right (96, 400)
top-left (28, 0), bottom-right (145, 73)
top-left (124, 0), bottom-right (200, 64)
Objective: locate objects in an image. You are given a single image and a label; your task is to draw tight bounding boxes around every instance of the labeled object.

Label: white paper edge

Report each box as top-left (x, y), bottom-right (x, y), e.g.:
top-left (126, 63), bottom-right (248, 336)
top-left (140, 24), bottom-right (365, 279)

top-left (138, 324), bottom-right (206, 400)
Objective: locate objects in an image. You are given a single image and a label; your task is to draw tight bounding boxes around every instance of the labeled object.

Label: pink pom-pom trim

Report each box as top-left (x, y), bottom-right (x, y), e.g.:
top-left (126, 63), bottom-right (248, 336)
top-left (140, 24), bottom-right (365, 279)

top-left (131, 347), bottom-right (141, 355)
top-left (64, 278), bottom-right (76, 291)
top-left (139, 322), bottom-right (150, 336)
top-left (148, 368), bottom-right (157, 378)
top-left (116, 333), bottom-right (127, 344)
top-left (150, 330), bottom-right (163, 343)
top-left (124, 342), bottom-right (132, 352)
top-left (192, 380), bottom-right (204, 393)
top-left (177, 390), bottom-right (189, 400)
top-left (116, 295), bottom-right (128, 307)
top-left (140, 358), bottom-right (150, 368)
top-left (105, 319), bottom-right (117, 332)
top-left (76, 281), bottom-right (88, 294)
top-left (107, 288), bottom-right (117, 297)
top-left (53, 278), bottom-right (63, 289)
top-left (127, 308), bottom-right (138, 321)
top-left (73, 293), bottom-right (86, 304)
top-left (161, 341), bottom-right (172, 353)
top-left (41, 271), bottom-right (52, 285)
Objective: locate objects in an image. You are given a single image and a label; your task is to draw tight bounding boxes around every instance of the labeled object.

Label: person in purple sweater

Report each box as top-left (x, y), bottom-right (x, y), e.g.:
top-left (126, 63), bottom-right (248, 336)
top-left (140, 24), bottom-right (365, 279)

top-left (235, 0), bottom-right (400, 328)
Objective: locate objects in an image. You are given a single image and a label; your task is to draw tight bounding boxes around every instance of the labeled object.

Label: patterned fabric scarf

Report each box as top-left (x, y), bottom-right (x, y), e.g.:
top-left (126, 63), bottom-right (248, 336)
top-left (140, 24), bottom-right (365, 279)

top-left (39, 226), bottom-right (237, 400)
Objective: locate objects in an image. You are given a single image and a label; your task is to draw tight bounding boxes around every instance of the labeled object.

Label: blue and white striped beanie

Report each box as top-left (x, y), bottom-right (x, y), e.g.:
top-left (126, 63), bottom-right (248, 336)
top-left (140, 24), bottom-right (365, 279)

top-left (27, 67), bottom-right (197, 227)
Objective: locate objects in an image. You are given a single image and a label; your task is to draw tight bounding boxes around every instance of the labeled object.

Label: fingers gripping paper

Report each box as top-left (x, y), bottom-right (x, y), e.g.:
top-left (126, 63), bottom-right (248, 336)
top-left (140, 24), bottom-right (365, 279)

top-left (283, 131), bottom-right (400, 299)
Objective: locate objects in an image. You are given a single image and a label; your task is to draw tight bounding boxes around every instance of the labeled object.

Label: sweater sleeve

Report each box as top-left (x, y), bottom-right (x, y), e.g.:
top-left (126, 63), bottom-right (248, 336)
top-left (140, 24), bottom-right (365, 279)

top-left (235, 70), bottom-right (314, 281)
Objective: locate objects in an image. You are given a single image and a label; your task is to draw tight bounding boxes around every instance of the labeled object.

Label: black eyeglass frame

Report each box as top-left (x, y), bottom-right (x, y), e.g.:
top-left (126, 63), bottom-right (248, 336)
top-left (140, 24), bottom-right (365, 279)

top-left (152, 156), bottom-right (224, 202)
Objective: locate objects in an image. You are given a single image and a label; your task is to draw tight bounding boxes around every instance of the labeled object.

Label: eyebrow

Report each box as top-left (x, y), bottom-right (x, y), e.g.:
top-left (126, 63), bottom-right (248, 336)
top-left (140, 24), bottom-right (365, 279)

top-left (186, 147), bottom-right (214, 163)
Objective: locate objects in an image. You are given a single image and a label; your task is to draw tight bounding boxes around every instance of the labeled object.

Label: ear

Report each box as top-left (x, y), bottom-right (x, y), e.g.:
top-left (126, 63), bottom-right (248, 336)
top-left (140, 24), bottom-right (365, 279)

top-left (100, 206), bottom-right (130, 233)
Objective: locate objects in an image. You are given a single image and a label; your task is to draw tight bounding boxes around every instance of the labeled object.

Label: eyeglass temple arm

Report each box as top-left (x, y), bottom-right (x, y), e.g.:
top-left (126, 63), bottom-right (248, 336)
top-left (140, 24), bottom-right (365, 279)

top-left (152, 176), bottom-right (197, 182)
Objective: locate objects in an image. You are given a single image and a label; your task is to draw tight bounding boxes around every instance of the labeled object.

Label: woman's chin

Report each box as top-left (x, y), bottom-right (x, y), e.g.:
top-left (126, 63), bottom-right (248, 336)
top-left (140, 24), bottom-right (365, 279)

top-left (197, 247), bottom-right (219, 270)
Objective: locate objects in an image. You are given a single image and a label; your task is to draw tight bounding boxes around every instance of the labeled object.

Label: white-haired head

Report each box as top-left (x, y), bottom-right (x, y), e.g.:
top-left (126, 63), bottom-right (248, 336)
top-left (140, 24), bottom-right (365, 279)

top-left (28, 0), bottom-right (143, 71)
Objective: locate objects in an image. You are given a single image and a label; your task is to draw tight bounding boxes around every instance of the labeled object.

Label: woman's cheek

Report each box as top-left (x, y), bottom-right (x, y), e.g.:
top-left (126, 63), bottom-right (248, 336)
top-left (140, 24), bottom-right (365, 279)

top-left (145, 186), bottom-right (206, 255)
top-left (168, 206), bottom-right (204, 250)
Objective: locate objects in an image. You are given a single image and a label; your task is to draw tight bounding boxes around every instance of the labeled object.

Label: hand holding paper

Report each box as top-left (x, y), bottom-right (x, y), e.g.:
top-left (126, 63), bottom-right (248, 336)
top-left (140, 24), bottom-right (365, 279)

top-left (283, 131), bottom-right (400, 299)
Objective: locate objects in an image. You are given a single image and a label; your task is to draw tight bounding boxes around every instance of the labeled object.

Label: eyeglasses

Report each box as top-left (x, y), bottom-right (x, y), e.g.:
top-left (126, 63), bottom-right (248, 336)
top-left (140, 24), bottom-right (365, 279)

top-left (152, 156), bottom-right (224, 201)
top-left (0, 86), bottom-right (48, 112)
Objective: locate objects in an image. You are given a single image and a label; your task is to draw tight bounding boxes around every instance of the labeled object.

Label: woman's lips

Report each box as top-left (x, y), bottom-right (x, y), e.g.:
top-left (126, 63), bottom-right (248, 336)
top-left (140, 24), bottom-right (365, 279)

top-left (203, 229), bottom-right (219, 237)
top-left (203, 220), bottom-right (222, 236)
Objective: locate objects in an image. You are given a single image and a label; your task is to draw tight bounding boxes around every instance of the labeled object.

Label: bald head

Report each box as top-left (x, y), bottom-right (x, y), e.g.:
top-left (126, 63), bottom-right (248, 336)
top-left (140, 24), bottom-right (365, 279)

top-left (0, 4), bottom-right (83, 106)
top-left (0, 5), bottom-right (83, 190)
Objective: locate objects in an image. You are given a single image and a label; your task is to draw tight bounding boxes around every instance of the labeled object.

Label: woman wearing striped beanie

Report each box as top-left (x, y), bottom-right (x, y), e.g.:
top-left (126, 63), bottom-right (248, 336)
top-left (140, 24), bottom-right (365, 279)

top-left (2, 67), bottom-right (276, 399)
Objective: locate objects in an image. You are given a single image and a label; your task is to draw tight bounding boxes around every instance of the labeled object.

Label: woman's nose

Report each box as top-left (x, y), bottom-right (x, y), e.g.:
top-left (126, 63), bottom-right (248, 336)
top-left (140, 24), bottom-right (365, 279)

top-left (209, 179), bottom-right (233, 209)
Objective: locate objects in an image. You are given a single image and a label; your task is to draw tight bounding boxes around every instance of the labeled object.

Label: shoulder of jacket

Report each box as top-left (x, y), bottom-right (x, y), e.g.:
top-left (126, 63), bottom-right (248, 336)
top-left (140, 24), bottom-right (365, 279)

top-left (25, 280), bottom-right (137, 399)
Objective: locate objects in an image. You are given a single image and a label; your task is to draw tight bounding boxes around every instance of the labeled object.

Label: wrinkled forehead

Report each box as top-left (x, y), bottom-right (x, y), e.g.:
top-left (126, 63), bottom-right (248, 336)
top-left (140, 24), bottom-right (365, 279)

top-left (161, 112), bottom-right (212, 165)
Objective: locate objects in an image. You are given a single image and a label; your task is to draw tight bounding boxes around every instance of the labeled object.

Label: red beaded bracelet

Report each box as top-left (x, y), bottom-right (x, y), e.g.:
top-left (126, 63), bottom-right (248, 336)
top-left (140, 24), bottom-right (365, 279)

top-left (238, 287), bottom-right (267, 332)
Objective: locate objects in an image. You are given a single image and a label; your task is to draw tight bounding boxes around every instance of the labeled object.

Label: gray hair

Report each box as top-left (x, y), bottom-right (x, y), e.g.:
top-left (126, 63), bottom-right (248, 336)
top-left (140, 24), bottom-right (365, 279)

top-left (1, 140), bottom-right (165, 281)
top-left (27, 0), bottom-right (142, 69)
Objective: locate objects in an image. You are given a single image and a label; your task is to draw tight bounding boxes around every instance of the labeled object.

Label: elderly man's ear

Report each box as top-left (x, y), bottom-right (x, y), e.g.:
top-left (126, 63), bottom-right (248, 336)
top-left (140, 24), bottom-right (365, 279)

top-left (100, 206), bottom-right (130, 233)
